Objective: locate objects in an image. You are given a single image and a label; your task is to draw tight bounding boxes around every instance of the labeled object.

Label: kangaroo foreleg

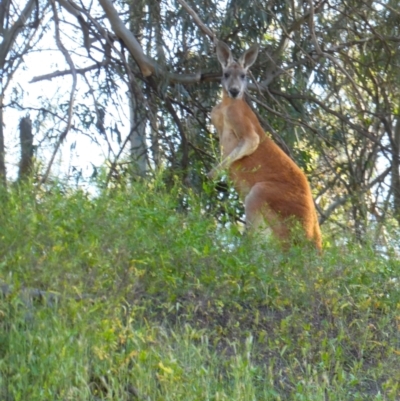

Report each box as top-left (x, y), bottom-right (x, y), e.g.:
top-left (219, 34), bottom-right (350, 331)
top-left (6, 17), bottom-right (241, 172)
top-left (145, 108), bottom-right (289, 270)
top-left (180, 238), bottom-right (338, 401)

top-left (208, 135), bottom-right (259, 179)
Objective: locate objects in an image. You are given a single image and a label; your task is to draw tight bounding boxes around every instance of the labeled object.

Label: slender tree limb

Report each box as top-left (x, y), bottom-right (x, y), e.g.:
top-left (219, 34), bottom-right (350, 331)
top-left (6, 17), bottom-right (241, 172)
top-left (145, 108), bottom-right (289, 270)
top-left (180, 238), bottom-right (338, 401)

top-left (176, 0), bottom-right (216, 42)
top-left (30, 61), bottom-right (108, 83)
top-left (98, 0), bottom-right (201, 83)
top-left (164, 96), bottom-right (189, 179)
top-left (31, 64), bottom-right (219, 85)
top-left (41, 0), bottom-right (77, 185)
top-left (262, 0), bottom-right (326, 84)
top-left (307, 0), bottom-right (366, 111)
top-left (319, 166), bottom-right (391, 224)
top-left (0, 0), bottom-right (36, 64)
top-left (269, 88), bottom-right (388, 152)
top-left (98, 0), bottom-right (154, 77)
top-left (56, 0), bottom-right (92, 53)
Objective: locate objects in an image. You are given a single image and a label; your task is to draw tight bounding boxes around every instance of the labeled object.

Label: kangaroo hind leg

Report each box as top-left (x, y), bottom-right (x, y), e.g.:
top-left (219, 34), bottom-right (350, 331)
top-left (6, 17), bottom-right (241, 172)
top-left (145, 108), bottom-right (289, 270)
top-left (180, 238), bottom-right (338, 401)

top-left (244, 182), bottom-right (290, 243)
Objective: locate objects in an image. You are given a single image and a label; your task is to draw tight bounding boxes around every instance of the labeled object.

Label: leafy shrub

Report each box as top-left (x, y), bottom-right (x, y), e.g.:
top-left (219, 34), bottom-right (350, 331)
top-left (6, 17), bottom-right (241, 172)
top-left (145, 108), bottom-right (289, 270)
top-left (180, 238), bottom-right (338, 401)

top-left (0, 180), bottom-right (399, 400)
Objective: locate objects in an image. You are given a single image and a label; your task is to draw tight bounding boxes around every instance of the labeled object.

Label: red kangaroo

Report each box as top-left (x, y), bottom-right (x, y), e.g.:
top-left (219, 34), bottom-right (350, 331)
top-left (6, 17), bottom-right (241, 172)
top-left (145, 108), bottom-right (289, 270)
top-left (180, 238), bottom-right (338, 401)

top-left (209, 40), bottom-right (322, 251)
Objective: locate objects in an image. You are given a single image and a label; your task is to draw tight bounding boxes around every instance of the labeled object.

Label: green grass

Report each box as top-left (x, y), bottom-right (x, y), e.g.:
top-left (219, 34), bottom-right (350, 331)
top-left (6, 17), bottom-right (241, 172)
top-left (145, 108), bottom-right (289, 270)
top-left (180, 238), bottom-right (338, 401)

top-left (0, 180), bottom-right (399, 400)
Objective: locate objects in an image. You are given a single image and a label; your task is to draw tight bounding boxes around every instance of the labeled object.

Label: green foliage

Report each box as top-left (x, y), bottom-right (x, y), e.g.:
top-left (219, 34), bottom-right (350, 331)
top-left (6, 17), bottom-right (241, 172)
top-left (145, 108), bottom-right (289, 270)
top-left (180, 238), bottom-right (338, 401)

top-left (0, 181), bottom-right (399, 400)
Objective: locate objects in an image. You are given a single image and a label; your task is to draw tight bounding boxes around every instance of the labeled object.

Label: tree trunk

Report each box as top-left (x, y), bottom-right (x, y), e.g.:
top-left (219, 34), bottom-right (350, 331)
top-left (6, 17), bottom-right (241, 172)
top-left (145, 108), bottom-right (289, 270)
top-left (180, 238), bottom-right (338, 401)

top-left (0, 94), bottom-right (6, 184)
top-left (148, 0), bottom-right (164, 170)
top-left (129, 93), bottom-right (148, 177)
top-left (18, 115), bottom-right (34, 180)
top-left (128, 0), bottom-right (148, 178)
top-left (392, 117), bottom-right (400, 221)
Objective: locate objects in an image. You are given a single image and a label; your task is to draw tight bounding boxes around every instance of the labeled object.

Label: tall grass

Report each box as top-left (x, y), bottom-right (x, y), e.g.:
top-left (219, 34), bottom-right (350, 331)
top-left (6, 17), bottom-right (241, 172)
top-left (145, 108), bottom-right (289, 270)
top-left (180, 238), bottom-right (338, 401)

top-left (0, 180), bottom-right (399, 400)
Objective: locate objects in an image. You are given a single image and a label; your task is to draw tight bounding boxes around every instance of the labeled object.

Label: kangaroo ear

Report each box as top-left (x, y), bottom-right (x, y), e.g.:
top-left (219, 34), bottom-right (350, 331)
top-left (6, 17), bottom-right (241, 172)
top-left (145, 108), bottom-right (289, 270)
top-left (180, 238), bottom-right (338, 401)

top-left (216, 40), bottom-right (234, 68)
top-left (238, 44), bottom-right (259, 70)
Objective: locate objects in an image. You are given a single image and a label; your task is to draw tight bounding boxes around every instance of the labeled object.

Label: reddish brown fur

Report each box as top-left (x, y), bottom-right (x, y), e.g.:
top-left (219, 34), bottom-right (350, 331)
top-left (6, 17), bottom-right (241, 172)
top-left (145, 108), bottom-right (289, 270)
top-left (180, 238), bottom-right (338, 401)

top-left (209, 41), bottom-right (322, 251)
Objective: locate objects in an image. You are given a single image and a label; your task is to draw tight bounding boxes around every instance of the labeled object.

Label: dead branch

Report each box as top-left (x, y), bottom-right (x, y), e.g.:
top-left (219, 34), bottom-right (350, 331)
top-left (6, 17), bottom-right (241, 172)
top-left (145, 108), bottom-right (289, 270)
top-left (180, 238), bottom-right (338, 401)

top-left (30, 61), bottom-right (108, 83)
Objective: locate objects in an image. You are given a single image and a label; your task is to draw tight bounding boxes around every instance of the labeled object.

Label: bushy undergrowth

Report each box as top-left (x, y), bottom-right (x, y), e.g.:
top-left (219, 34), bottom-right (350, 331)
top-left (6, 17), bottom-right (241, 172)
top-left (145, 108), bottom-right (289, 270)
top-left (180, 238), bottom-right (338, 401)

top-left (0, 180), bottom-right (399, 400)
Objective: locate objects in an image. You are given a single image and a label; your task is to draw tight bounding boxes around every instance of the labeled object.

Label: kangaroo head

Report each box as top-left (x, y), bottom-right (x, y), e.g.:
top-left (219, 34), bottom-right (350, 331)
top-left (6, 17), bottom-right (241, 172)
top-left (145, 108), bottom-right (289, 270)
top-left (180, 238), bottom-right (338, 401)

top-left (216, 40), bottom-right (259, 99)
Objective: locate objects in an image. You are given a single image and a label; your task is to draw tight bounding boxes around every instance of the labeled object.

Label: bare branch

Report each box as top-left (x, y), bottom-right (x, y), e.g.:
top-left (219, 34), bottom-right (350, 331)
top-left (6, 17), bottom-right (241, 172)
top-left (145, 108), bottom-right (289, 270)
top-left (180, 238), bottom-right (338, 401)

top-left (98, 0), bottom-right (201, 83)
top-left (56, 0), bottom-right (92, 53)
top-left (30, 61), bottom-right (108, 83)
top-left (98, 0), bottom-right (154, 77)
top-left (41, 0), bottom-right (77, 185)
top-left (0, 0), bottom-right (36, 65)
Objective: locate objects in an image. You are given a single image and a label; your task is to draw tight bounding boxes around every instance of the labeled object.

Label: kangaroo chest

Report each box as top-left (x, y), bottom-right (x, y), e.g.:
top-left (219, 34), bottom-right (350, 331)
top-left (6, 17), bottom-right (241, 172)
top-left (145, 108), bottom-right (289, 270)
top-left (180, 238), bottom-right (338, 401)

top-left (211, 103), bottom-right (241, 157)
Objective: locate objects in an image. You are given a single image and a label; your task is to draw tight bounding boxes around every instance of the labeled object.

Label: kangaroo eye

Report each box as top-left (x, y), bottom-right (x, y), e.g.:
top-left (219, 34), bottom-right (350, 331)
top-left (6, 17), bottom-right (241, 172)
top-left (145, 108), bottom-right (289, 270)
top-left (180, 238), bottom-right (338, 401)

top-left (224, 72), bottom-right (230, 78)
top-left (241, 74), bottom-right (246, 79)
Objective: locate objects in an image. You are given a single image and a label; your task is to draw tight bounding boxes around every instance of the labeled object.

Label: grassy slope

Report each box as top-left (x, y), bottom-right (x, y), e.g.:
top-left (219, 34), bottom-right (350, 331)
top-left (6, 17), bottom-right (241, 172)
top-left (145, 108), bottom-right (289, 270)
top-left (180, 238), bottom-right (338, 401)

top-left (0, 181), bottom-right (399, 400)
